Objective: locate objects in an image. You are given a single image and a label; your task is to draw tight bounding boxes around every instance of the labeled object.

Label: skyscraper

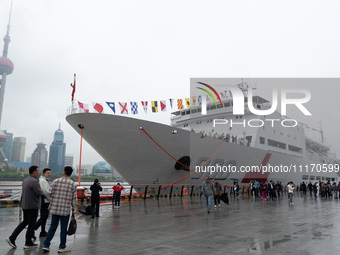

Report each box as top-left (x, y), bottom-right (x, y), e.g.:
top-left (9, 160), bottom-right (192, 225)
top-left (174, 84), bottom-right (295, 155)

top-left (0, 2), bottom-right (14, 168)
top-left (11, 137), bottom-right (26, 162)
top-left (48, 124), bottom-right (66, 175)
top-left (0, 1), bottom-right (14, 127)
top-left (64, 154), bottom-right (74, 168)
top-left (31, 142), bottom-right (48, 169)
top-left (0, 130), bottom-right (13, 161)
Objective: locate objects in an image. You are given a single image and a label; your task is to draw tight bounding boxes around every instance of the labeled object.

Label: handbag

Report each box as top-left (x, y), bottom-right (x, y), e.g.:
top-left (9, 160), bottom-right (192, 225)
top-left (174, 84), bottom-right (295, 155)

top-left (67, 214), bottom-right (77, 235)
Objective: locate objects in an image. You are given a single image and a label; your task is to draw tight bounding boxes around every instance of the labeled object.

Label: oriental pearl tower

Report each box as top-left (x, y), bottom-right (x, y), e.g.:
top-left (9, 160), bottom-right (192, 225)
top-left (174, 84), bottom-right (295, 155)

top-left (0, 1), bottom-right (14, 167)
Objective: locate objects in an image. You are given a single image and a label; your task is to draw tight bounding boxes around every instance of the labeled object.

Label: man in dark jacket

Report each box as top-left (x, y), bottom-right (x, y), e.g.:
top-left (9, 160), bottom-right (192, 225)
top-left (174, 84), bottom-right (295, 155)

top-left (213, 178), bottom-right (222, 207)
top-left (307, 181), bottom-right (313, 197)
top-left (90, 179), bottom-right (102, 218)
top-left (6, 166), bottom-right (42, 249)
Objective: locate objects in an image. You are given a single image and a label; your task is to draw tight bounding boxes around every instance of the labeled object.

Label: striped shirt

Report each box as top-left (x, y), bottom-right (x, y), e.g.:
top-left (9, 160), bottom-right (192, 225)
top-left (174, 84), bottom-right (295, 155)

top-left (48, 176), bottom-right (77, 216)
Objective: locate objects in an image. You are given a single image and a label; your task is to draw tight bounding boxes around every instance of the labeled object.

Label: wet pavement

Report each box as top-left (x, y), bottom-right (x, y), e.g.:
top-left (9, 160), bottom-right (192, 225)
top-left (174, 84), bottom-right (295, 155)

top-left (1, 193), bottom-right (340, 255)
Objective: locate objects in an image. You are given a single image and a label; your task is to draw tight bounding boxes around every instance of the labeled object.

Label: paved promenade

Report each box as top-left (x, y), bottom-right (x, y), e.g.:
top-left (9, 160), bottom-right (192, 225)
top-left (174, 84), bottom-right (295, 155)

top-left (1, 194), bottom-right (340, 255)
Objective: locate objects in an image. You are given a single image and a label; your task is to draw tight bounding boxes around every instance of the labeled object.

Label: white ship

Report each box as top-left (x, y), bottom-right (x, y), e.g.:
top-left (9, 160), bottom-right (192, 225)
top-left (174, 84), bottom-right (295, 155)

top-left (66, 82), bottom-right (339, 185)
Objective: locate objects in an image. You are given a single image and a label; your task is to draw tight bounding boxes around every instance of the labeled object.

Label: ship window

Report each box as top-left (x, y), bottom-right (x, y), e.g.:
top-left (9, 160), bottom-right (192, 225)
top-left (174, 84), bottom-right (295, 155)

top-left (224, 102), bottom-right (230, 107)
top-left (229, 127), bottom-right (232, 130)
top-left (217, 104), bottom-right (223, 109)
top-left (186, 110), bottom-right (190, 115)
top-left (309, 175), bottom-right (315, 180)
top-left (326, 177), bottom-right (330, 181)
top-left (288, 145), bottom-right (302, 153)
top-left (268, 139), bottom-right (286, 149)
top-left (210, 105), bottom-right (216, 110)
top-left (198, 108), bottom-right (202, 112)
top-left (257, 105), bottom-right (261, 109)
top-left (181, 112), bottom-right (185, 116)
top-left (332, 178), bottom-right (335, 181)
top-left (191, 109), bottom-right (197, 114)
top-left (322, 177), bottom-right (325, 181)
top-left (302, 175), bottom-right (309, 180)
top-left (316, 176), bottom-right (321, 180)
top-left (260, 137), bottom-right (265, 144)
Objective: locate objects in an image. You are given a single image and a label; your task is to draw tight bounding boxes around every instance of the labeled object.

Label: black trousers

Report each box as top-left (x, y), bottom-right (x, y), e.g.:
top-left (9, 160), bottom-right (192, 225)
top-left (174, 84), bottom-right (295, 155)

top-left (10, 209), bottom-right (38, 245)
top-left (114, 192), bottom-right (121, 206)
top-left (36, 202), bottom-right (49, 233)
top-left (91, 197), bottom-right (100, 216)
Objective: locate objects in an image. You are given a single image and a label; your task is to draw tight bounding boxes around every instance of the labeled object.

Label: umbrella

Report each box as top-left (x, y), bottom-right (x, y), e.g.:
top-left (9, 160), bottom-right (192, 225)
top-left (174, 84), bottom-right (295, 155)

top-left (220, 193), bottom-right (229, 205)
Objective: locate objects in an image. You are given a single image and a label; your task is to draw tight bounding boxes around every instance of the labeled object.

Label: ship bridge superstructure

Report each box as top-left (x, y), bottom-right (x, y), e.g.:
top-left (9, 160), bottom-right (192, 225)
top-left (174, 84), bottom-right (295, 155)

top-left (171, 88), bottom-right (334, 164)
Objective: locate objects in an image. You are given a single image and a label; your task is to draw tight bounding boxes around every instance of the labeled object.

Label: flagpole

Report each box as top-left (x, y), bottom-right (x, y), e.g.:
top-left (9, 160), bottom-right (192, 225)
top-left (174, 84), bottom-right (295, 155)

top-left (78, 124), bottom-right (84, 187)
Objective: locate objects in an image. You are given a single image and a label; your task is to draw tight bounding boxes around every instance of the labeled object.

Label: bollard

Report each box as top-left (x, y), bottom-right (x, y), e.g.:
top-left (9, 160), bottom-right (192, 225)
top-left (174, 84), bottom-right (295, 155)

top-left (190, 185), bottom-right (194, 197)
top-left (169, 185), bottom-right (173, 199)
top-left (129, 185), bottom-right (134, 201)
top-left (157, 185), bottom-right (162, 199)
top-left (144, 186), bottom-right (148, 200)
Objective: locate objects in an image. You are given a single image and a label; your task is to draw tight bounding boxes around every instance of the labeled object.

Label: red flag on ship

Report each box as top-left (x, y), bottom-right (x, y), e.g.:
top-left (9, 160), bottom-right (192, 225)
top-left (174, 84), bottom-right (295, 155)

top-left (119, 102), bottom-right (128, 114)
top-left (78, 101), bottom-right (89, 113)
top-left (160, 100), bottom-right (167, 111)
top-left (71, 73), bottom-right (76, 102)
top-left (141, 101), bottom-right (148, 113)
top-left (92, 102), bottom-right (104, 113)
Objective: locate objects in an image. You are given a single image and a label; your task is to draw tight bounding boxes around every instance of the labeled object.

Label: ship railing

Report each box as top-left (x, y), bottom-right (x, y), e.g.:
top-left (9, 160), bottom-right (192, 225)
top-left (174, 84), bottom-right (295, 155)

top-left (76, 183), bottom-right (265, 202)
top-left (126, 184), bottom-right (203, 200)
top-left (126, 184), bottom-right (253, 201)
top-left (0, 184), bottom-right (22, 201)
top-left (75, 184), bottom-right (204, 201)
top-left (66, 105), bottom-right (83, 116)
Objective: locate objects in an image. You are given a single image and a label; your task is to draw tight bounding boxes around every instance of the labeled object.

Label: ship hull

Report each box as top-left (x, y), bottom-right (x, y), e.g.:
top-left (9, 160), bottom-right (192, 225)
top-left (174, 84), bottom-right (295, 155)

top-left (66, 113), bottom-right (338, 185)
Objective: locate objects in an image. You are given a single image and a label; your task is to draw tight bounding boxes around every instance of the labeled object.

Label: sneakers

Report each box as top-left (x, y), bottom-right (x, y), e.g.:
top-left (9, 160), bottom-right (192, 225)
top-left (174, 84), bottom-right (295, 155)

top-left (24, 243), bottom-right (38, 249)
top-left (58, 247), bottom-right (71, 253)
top-left (43, 247), bottom-right (50, 253)
top-left (31, 236), bottom-right (37, 243)
top-left (6, 237), bottom-right (17, 249)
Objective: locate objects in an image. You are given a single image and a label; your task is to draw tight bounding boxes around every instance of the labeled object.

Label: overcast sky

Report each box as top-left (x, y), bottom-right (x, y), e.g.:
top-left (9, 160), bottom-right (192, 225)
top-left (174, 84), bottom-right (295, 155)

top-left (0, 0), bottom-right (339, 165)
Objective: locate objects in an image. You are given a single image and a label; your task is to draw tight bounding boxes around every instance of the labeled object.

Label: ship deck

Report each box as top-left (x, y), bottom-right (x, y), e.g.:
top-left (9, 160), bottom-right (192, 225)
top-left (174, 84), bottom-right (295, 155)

top-left (1, 194), bottom-right (340, 255)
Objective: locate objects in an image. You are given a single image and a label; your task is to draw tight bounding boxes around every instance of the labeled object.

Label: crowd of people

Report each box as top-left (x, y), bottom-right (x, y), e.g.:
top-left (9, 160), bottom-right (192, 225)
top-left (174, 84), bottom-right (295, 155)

top-left (243, 179), bottom-right (340, 201)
